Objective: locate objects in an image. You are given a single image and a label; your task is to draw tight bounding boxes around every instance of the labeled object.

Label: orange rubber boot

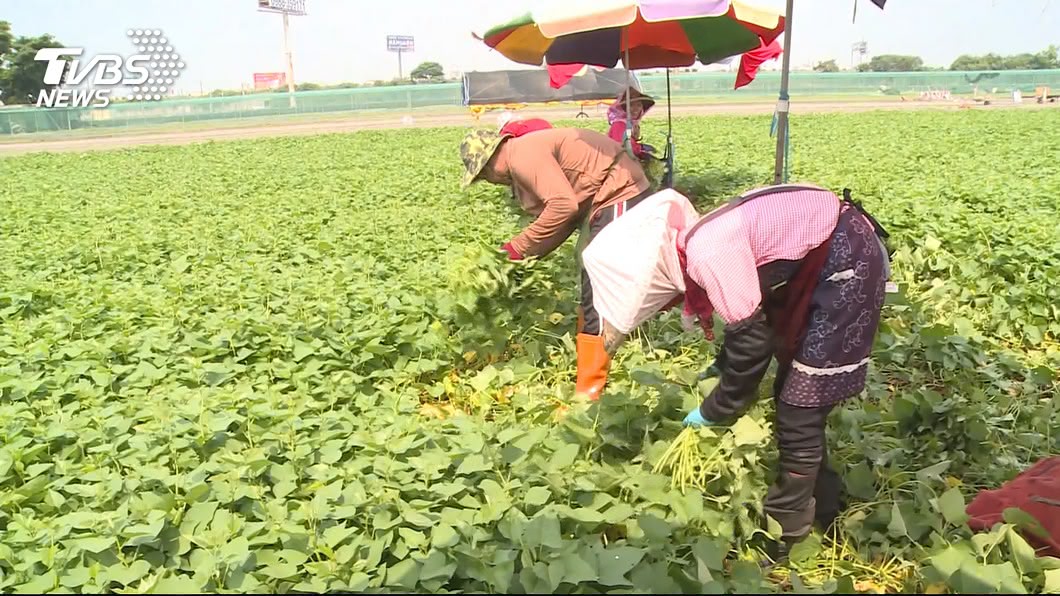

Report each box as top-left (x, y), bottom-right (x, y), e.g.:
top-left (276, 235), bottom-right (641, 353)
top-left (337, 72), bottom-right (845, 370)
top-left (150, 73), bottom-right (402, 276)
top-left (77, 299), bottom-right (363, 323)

top-left (575, 333), bottom-right (612, 401)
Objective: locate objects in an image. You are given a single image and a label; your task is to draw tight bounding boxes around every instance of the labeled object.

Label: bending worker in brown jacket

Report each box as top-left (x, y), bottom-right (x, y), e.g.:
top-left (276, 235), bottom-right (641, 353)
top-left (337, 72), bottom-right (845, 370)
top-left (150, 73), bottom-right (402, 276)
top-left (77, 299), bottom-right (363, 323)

top-left (460, 127), bottom-right (652, 402)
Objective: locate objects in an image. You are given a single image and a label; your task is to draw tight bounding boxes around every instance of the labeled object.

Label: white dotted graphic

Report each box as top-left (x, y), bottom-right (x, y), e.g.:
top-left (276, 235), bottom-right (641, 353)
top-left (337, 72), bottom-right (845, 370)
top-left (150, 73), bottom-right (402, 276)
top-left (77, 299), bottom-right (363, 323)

top-left (127, 28), bottom-right (184, 101)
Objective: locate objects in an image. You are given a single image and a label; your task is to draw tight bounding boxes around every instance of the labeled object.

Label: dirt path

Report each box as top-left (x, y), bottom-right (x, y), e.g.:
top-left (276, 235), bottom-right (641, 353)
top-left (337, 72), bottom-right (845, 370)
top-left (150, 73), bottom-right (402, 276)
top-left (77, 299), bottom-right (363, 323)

top-left (0, 98), bottom-right (1046, 156)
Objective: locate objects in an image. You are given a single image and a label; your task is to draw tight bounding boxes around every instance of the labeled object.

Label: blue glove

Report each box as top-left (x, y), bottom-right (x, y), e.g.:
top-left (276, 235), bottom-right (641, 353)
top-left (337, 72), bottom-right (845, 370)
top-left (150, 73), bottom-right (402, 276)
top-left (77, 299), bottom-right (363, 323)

top-left (683, 407), bottom-right (714, 427)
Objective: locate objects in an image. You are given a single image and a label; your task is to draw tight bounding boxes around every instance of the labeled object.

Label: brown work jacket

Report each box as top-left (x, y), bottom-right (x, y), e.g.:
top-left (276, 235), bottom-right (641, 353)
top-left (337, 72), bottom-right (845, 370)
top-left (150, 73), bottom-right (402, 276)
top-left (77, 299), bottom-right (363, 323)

top-left (490, 128), bottom-right (650, 258)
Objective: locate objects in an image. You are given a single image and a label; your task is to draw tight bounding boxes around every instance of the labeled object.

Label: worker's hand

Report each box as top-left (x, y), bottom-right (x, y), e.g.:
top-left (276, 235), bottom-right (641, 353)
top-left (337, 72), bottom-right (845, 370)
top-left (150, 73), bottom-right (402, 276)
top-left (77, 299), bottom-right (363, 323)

top-left (699, 353), bottom-right (725, 380)
top-left (500, 242), bottom-right (523, 261)
top-left (683, 407), bottom-right (714, 427)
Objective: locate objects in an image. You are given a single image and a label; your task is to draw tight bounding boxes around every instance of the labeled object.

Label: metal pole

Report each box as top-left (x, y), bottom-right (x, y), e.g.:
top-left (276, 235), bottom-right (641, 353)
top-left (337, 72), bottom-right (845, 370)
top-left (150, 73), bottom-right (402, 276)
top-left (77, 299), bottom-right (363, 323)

top-left (283, 11), bottom-right (296, 108)
top-left (666, 67), bottom-right (674, 187)
top-left (623, 29), bottom-right (633, 154)
top-left (666, 68), bottom-right (672, 131)
top-left (398, 50), bottom-right (404, 80)
top-left (773, 0), bottom-right (794, 185)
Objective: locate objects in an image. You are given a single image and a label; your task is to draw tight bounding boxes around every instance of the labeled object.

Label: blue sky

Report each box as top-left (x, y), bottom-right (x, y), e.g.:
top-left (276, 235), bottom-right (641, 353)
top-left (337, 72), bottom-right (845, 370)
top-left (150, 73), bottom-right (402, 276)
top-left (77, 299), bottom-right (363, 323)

top-left (5, 0), bottom-right (1058, 94)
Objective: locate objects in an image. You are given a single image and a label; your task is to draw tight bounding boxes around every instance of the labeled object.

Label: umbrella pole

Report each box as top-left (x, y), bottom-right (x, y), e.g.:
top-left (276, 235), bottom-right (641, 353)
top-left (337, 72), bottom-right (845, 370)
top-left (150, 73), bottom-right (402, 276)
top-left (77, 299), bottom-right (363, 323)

top-left (625, 32), bottom-right (633, 155)
top-left (666, 67), bottom-right (674, 188)
top-left (666, 68), bottom-right (672, 135)
top-left (773, 0), bottom-right (794, 185)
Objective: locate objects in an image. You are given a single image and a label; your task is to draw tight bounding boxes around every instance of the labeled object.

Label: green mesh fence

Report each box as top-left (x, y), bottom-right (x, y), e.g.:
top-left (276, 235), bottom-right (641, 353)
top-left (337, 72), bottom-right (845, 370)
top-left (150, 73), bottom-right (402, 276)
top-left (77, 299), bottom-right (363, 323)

top-left (0, 85), bottom-right (463, 135)
top-left (2, 69), bottom-right (1058, 136)
top-left (638, 69), bottom-right (1060, 98)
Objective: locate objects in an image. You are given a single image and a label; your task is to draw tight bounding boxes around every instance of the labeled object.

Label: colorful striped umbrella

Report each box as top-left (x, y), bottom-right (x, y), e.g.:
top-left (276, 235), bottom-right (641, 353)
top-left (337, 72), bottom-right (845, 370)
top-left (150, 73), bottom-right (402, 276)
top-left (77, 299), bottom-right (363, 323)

top-left (474, 0), bottom-right (785, 188)
top-left (475, 0), bottom-right (786, 71)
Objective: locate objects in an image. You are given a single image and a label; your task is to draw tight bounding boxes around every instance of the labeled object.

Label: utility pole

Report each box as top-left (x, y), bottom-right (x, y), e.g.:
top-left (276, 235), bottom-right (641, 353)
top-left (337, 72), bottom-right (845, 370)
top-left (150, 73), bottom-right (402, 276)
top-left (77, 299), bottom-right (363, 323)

top-left (851, 41), bottom-right (868, 70)
top-left (258, 0), bottom-right (306, 108)
top-left (283, 11), bottom-right (295, 106)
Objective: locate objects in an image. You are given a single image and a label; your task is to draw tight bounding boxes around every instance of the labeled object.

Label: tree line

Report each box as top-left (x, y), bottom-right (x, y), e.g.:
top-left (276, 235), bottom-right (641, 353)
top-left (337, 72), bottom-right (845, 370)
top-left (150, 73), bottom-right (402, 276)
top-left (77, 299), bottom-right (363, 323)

top-left (814, 45), bottom-right (1059, 73)
top-left (3, 17), bottom-right (1058, 105)
top-left (0, 21), bottom-right (66, 105)
top-left (203, 62), bottom-right (450, 98)
top-left (0, 20), bottom-right (454, 104)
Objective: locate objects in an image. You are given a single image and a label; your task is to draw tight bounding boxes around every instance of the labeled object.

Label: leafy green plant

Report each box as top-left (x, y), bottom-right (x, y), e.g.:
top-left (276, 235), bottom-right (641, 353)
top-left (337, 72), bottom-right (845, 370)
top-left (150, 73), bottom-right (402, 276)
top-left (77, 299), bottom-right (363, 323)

top-left (0, 110), bottom-right (1057, 593)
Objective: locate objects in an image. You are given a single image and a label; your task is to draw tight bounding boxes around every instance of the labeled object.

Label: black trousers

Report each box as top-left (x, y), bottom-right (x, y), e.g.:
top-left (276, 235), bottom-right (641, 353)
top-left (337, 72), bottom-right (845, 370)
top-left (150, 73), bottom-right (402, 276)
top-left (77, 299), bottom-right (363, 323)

top-left (578, 191), bottom-right (651, 336)
top-left (764, 363), bottom-right (844, 541)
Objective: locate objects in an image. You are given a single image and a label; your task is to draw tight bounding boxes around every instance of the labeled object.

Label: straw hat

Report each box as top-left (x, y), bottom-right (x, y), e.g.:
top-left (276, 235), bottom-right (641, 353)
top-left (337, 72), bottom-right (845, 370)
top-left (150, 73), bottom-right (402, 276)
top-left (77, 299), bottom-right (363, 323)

top-left (617, 87), bottom-right (656, 112)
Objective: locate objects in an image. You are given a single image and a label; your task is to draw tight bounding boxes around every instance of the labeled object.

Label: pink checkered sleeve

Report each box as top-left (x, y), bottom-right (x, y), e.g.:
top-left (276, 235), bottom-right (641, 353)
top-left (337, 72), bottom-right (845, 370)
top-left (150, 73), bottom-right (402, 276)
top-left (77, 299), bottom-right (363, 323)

top-left (683, 188), bottom-right (842, 325)
top-left (744, 188), bottom-right (841, 267)
top-left (684, 210), bottom-right (762, 324)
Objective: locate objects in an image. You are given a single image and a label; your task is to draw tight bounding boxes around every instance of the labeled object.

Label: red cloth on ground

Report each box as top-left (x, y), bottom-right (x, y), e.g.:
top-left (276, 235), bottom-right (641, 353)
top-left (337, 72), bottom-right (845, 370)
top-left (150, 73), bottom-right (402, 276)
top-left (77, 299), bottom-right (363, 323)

top-left (966, 456), bottom-right (1060, 558)
top-left (735, 37), bottom-right (783, 90)
top-left (500, 118), bottom-right (553, 138)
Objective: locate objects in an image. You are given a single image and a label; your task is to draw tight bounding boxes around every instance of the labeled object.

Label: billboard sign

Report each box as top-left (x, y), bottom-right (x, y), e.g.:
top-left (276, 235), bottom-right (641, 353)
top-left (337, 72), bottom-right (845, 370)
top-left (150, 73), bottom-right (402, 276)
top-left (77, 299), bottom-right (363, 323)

top-left (253, 72), bottom-right (287, 90)
top-left (257, 0), bottom-right (307, 15)
top-left (387, 35), bottom-right (414, 53)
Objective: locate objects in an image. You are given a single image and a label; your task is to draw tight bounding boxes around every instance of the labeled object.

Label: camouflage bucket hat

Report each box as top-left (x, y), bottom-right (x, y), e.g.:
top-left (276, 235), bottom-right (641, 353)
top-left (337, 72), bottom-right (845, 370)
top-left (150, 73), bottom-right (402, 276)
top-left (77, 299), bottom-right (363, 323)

top-left (460, 129), bottom-right (509, 189)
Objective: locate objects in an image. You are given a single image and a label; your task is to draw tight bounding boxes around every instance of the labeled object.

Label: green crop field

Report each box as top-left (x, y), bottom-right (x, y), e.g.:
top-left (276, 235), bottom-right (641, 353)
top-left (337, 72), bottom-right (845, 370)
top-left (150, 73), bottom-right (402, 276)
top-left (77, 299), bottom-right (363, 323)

top-left (0, 109), bottom-right (1058, 594)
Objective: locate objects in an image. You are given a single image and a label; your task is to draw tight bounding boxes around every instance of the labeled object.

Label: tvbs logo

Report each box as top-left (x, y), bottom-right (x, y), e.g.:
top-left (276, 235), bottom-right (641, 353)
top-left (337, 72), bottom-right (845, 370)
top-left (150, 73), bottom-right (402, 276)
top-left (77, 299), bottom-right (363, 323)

top-left (35, 29), bottom-right (185, 108)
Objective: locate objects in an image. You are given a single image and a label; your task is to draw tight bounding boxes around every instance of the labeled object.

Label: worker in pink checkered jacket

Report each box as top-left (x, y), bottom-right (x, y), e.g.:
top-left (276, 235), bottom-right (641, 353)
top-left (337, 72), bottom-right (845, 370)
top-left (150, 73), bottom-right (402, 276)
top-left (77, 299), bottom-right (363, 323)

top-left (682, 184), bottom-right (893, 563)
top-left (586, 183), bottom-right (893, 564)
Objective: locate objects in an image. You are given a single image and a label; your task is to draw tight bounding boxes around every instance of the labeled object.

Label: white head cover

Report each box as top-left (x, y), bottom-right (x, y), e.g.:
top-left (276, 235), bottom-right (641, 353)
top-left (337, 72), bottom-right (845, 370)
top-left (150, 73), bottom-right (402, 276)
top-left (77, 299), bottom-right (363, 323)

top-left (581, 188), bottom-right (701, 335)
